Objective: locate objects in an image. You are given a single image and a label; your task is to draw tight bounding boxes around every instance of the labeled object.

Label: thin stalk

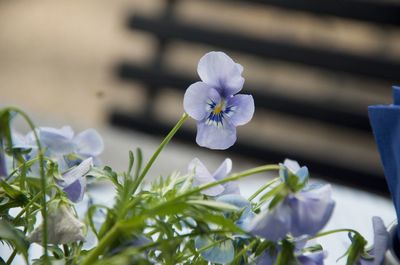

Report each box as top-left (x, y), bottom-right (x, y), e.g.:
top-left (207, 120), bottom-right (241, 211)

top-left (248, 178), bottom-right (279, 201)
top-left (232, 239), bottom-right (258, 263)
top-left (131, 113), bottom-right (188, 194)
top-left (5, 248), bottom-right (17, 265)
top-left (3, 107), bottom-right (48, 262)
top-left (308, 228), bottom-right (360, 241)
top-left (12, 191), bottom-right (42, 225)
top-left (80, 223), bottom-right (121, 265)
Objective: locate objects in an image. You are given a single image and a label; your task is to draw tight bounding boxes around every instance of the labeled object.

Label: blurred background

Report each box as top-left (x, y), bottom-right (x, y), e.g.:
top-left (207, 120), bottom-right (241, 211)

top-left (1, 0), bottom-right (400, 193)
top-left (2, 0), bottom-right (400, 263)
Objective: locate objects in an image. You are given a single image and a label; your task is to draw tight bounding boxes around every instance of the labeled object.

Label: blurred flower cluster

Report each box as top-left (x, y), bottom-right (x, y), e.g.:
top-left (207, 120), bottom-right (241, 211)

top-left (0, 52), bottom-right (388, 265)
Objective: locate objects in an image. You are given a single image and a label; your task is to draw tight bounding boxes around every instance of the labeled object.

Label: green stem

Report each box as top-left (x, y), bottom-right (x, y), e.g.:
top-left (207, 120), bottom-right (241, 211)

top-left (12, 191), bottom-right (42, 224)
top-left (5, 248), bottom-right (17, 265)
top-left (131, 113), bottom-right (188, 194)
top-left (81, 223), bottom-right (121, 265)
top-left (4, 107), bottom-right (48, 262)
top-left (308, 228), bottom-right (360, 241)
top-left (63, 244), bottom-right (70, 264)
top-left (232, 239), bottom-right (258, 263)
top-left (248, 178), bottom-right (279, 201)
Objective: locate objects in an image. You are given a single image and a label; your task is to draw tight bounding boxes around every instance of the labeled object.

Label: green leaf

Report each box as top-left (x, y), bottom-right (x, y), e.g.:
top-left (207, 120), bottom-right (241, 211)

top-left (345, 233), bottom-right (368, 265)
top-left (127, 150), bottom-right (135, 176)
top-left (188, 200), bottom-right (239, 211)
top-left (274, 239), bottom-right (297, 265)
top-left (0, 219), bottom-right (29, 262)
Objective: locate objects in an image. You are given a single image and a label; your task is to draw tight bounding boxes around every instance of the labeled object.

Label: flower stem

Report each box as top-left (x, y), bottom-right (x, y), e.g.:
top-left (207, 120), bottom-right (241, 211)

top-left (248, 178), bottom-right (279, 201)
top-left (232, 239), bottom-right (258, 263)
top-left (131, 113), bottom-right (188, 194)
top-left (308, 228), bottom-right (360, 240)
top-left (12, 191), bottom-right (42, 224)
top-left (5, 249), bottom-right (17, 265)
top-left (80, 223), bottom-right (121, 265)
top-left (3, 107), bottom-right (48, 263)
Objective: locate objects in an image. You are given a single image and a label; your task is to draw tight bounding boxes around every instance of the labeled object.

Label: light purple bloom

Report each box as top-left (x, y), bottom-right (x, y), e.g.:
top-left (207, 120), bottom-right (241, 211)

top-left (249, 184), bottom-right (334, 241)
top-left (12, 126), bottom-right (103, 171)
top-left (195, 236), bottom-right (234, 264)
top-left (357, 217), bottom-right (389, 265)
top-left (189, 158), bottom-right (239, 196)
top-left (216, 194), bottom-right (255, 230)
top-left (58, 157), bottom-right (93, 202)
top-left (297, 251), bottom-right (326, 265)
top-left (280, 158), bottom-right (309, 186)
top-left (183, 52), bottom-right (254, 150)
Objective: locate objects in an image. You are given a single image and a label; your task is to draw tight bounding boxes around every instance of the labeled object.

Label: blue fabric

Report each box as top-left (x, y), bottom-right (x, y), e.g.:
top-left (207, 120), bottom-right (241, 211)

top-left (368, 86), bottom-right (400, 241)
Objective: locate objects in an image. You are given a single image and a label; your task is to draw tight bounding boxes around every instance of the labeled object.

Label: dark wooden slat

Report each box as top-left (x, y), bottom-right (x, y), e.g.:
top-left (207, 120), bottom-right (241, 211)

top-left (127, 15), bottom-right (400, 81)
top-left (110, 111), bottom-right (388, 196)
top-left (116, 62), bottom-right (372, 131)
top-left (221, 0), bottom-right (400, 26)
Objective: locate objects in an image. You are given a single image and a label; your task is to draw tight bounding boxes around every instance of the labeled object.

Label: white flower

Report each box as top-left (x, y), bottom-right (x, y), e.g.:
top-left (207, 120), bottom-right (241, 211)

top-left (29, 203), bottom-right (85, 245)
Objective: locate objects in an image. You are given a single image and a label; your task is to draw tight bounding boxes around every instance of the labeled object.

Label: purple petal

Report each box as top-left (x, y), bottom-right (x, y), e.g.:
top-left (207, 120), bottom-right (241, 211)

top-left (256, 252), bottom-right (275, 265)
top-left (62, 157), bottom-right (93, 186)
top-left (289, 185), bottom-right (335, 237)
top-left (189, 158), bottom-right (224, 196)
top-left (212, 158), bottom-right (232, 181)
top-left (38, 126), bottom-right (76, 154)
top-left (197, 52), bottom-right (244, 97)
top-left (249, 202), bottom-right (292, 241)
top-left (359, 217), bottom-right (389, 265)
top-left (221, 181), bottom-right (240, 196)
top-left (297, 251), bottom-right (326, 265)
top-left (283, 159), bottom-right (301, 173)
top-left (63, 178), bottom-right (86, 202)
top-left (74, 129), bottom-right (104, 157)
top-left (184, 82), bottom-right (220, 121)
top-left (228, 94), bottom-right (255, 126)
top-left (196, 121), bottom-right (237, 150)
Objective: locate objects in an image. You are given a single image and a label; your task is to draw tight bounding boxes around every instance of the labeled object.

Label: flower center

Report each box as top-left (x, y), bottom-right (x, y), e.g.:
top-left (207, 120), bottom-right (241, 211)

top-left (205, 99), bottom-right (236, 127)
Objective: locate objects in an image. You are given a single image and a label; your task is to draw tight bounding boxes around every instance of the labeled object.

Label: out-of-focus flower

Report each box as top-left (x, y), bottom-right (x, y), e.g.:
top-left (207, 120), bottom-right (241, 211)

top-left (189, 158), bottom-right (239, 196)
top-left (357, 217), bottom-right (389, 265)
top-left (256, 248), bottom-right (326, 265)
top-left (195, 236), bottom-right (234, 264)
top-left (216, 194), bottom-right (254, 230)
top-left (249, 184), bottom-right (334, 241)
top-left (28, 203), bottom-right (85, 245)
top-left (297, 251), bottom-right (326, 265)
top-left (12, 126), bottom-right (103, 172)
top-left (183, 51), bottom-right (254, 150)
top-left (280, 159), bottom-right (309, 191)
top-left (57, 157), bottom-right (93, 202)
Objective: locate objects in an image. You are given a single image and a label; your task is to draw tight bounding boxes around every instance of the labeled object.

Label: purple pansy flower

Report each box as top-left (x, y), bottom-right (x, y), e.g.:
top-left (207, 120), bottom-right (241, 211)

top-left (256, 249), bottom-right (326, 265)
top-left (357, 217), bottom-right (389, 265)
top-left (183, 51), bottom-right (255, 150)
top-left (58, 157), bottom-right (93, 202)
top-left (249, 184), bottom-right (335, 241)
top-left (189, 158), bottom-right (239, 196)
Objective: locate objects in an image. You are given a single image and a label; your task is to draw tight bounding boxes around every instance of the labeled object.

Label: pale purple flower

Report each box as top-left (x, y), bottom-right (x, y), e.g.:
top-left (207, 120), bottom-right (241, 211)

top-left (58, 157), bottom-right (93, 202)
top-left (297, 251), bottom-right (326, 265)
top-left (280, 158), bottom-right (309, 185)
top-left (249, 184), bottom-right (334, 241)
top-left (188, 158), bottom-right (239, 196)
top-left (183, 52), bottom-right (254, 150)
top-left (12, 126), bottom-right (103, 171)
top-left (195, 236), bottom-right (234, 264)
top-left (357, 217), bottom-right (389, 265)
top-left (216, 194), bottom-right (255, 230)
top-left (256, 249), bottom-right (325, 265)
top-left (29, 203), bottom-right (85, 245)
